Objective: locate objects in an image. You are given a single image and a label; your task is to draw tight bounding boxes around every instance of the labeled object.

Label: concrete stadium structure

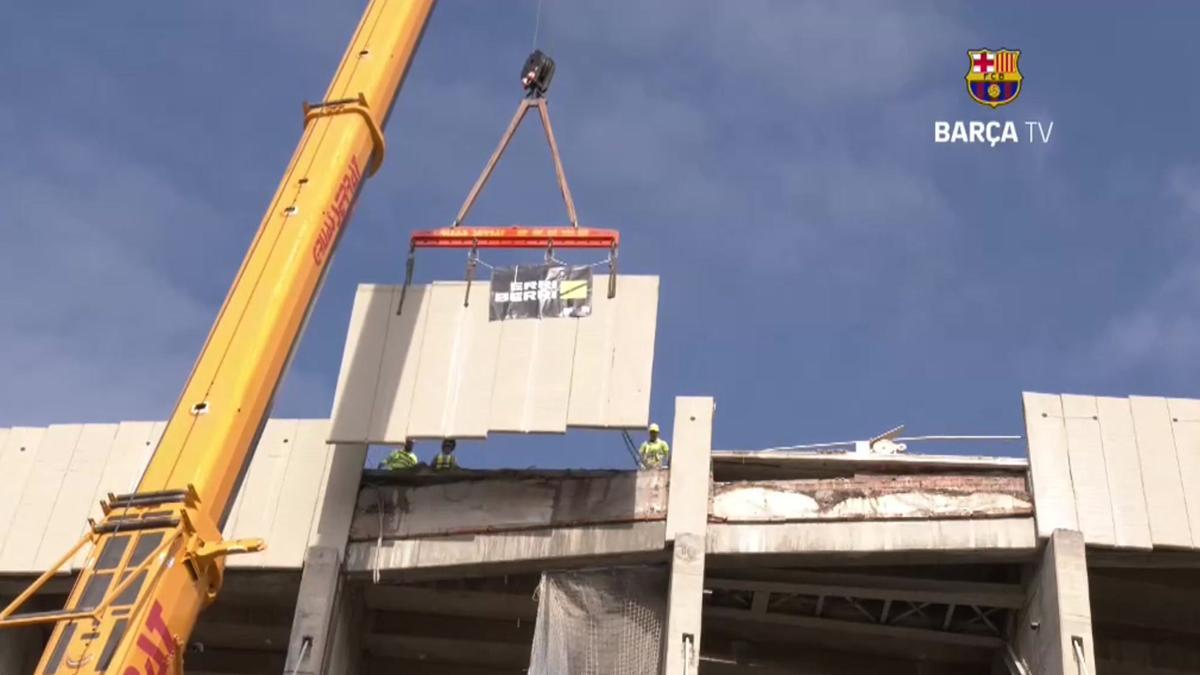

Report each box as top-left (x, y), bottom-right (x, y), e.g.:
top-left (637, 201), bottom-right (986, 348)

top-left (1, 285), bottom-right (1197, 674)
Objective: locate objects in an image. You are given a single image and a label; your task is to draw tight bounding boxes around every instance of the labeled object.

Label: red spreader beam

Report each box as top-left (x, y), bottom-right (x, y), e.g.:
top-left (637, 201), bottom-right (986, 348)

top-left (411, 225), bottom-right (619, 250)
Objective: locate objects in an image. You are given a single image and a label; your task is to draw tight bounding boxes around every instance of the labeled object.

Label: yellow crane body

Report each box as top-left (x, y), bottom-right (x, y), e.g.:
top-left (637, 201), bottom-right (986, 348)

top-left (0, 1), bottom-right (436, 672)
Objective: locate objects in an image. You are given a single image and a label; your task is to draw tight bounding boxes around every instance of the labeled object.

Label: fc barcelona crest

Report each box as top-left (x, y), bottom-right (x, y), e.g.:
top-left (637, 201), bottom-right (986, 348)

top-left (966, 49), bottom-right (1022, 108)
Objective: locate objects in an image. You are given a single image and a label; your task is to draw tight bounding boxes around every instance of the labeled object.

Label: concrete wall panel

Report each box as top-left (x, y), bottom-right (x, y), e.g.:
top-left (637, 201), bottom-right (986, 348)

top-left (225, 419), bottom-right (298, 569)
top-left (1061, 395), bottom-right (1116, 546)
top-left (329, 277), bottom-right (659, 443)
top-left (1024, 393), bottom-right (1079, 538)
top-left (1095, 397), bottom-right (1153, 549)
top-left (0, 427), bottom-right (47, 551)
top-left (36, 423), bottom-right (118, 570)
top-left (1129, 396), bottom-right (1192, 548)
top-left (258, 420), bottom-right (334, 568)
top-left (1024, 392), bottom-right (1200, 551)
top-left (1167, 398), bottom-right (1200, 548)
top-left (329, 285), bottom-right (394, 442)
top-left (0, 424), bottom-right (83, 572)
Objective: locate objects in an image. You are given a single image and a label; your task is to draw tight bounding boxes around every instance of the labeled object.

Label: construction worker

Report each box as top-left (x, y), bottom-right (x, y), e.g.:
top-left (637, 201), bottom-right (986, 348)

top-left (379, 439), bottom-right (419, 471)
top-left (639, 423), bottom-right (670, 469)
top-left (433, 438), bottom-right (460, 471)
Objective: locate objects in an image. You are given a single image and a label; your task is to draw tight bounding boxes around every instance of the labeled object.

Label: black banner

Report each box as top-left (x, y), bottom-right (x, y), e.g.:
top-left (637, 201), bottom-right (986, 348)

top-left (489, 264), bottom-right (593, 321)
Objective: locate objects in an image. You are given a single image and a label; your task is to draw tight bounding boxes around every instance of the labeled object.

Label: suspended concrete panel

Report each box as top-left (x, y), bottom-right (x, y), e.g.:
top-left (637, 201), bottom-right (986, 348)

top-left (0, 419), bottom-right (362, 573)
top-left (1024, 391), bottom-right (1200, 551)
top-left (329, 276), bottom-right (660, 444)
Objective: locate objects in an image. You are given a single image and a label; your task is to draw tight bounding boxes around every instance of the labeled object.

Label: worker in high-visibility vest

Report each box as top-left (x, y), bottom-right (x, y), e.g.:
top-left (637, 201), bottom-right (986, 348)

top-left (639, 423), bottom-right (670, 469)
top-left (433, 438), bottom-right (460, 471)
top-left (380, 439), bottom-right (419, 471)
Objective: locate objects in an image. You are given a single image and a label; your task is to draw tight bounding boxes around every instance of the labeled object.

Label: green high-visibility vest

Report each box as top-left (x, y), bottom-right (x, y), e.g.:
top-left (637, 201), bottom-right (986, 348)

top-left (380, 448), bottom-right (418, 470)
top-left (433, 452), bottom-right (459, 471)
top-left (639, 439), bottom-right (670, 468)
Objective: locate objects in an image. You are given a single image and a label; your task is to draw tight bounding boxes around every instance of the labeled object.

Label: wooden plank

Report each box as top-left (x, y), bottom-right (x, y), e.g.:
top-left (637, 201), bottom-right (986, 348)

top-left (523, 315), bottom-right (577, 433)
top-left (373, 286), bottom-right (432, 443)
top-left (488, 310), bottom-right (539, 433)
top-left (330, 285), bottom-right (393, 443)
top-left (0, 424), bottom-right (83, 572)
top-left (1023, 392), bottom-right (1079, 538)
top-left (444, 284), bottom-right (500, 439)
top-left (1129, 396), bottom-right (1192, 548)
top-left (407, 283), bottom-right (467, 439)
top-left (36, 424), bottom-right (119, 570)
top-left (226, 419), bottom-right (299, 568)
top-left (309, 443), bottom-right (367, 550)
top-left (566, 273), bottom-right (618, 427)
top-left (0, 427), bottom-right (46, 550)
top-left (1095, 397), bottom-right (1153, 550)
top-left (1168, 398), bottom-right (1200, 549)
top-left (1061, 395), bottom-right (1117, 546)
top-left (255, 420), bottom-right (333, 568)
top-left (604, 276), bottom-right (659, 428)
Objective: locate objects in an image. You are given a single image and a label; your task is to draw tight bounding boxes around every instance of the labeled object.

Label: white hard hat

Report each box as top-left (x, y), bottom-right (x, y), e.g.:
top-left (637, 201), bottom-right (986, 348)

top-left (648, 423), bottom-right (660, 433)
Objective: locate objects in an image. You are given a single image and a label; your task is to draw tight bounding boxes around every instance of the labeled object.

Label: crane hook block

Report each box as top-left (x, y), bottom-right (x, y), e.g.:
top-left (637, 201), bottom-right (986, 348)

top-left (521, 50), bottom-right (555, 98)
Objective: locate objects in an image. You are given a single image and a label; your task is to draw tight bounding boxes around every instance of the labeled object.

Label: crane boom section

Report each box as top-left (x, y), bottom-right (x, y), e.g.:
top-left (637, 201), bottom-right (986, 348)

top-left (24, 1), bottom-right (436, 672)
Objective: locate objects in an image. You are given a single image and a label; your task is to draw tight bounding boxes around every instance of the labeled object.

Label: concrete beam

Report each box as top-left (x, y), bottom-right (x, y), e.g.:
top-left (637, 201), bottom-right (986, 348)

top-left (326, 582), bottom-right (365, 675)
top-left (710, 475), bottom-right (1031, 523)
top-left (351, 471), bottom-right (666, 540)
top-left (707, 517), bottom-right (1037, 562)
top-left (664, 396), bottom-right (714, 675)
top-left (283, 546), bottom-right (352, 675)
top-left (1009, 529), bottom-right (1095, 675)
top-left (345, 521), bottom-right (667, 580)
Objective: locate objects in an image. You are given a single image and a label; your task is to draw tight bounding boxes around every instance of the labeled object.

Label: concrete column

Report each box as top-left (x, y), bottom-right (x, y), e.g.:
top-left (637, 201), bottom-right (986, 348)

top-left (283, 546), bottom-right (361, 675)
top-left (663, 396), bottom-right (714, 675)
top-left (1008, 529), bottom-right (1095, 675)
top-left (0, 625), bottom-right (44, 675)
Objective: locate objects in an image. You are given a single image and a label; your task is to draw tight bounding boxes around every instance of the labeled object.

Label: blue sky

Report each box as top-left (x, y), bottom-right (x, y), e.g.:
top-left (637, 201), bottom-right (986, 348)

top-left (3, 2), bottom-right (1199, 469)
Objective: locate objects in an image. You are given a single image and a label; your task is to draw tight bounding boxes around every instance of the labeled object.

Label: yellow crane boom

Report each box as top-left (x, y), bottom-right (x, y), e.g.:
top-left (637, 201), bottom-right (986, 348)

top-left (0, 1), bottom-right (436, 672)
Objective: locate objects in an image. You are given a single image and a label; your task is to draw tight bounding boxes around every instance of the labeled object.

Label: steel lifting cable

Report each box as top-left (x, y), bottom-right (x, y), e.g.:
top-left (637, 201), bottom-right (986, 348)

top-left (531, 0), bottom-right (546, 50)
